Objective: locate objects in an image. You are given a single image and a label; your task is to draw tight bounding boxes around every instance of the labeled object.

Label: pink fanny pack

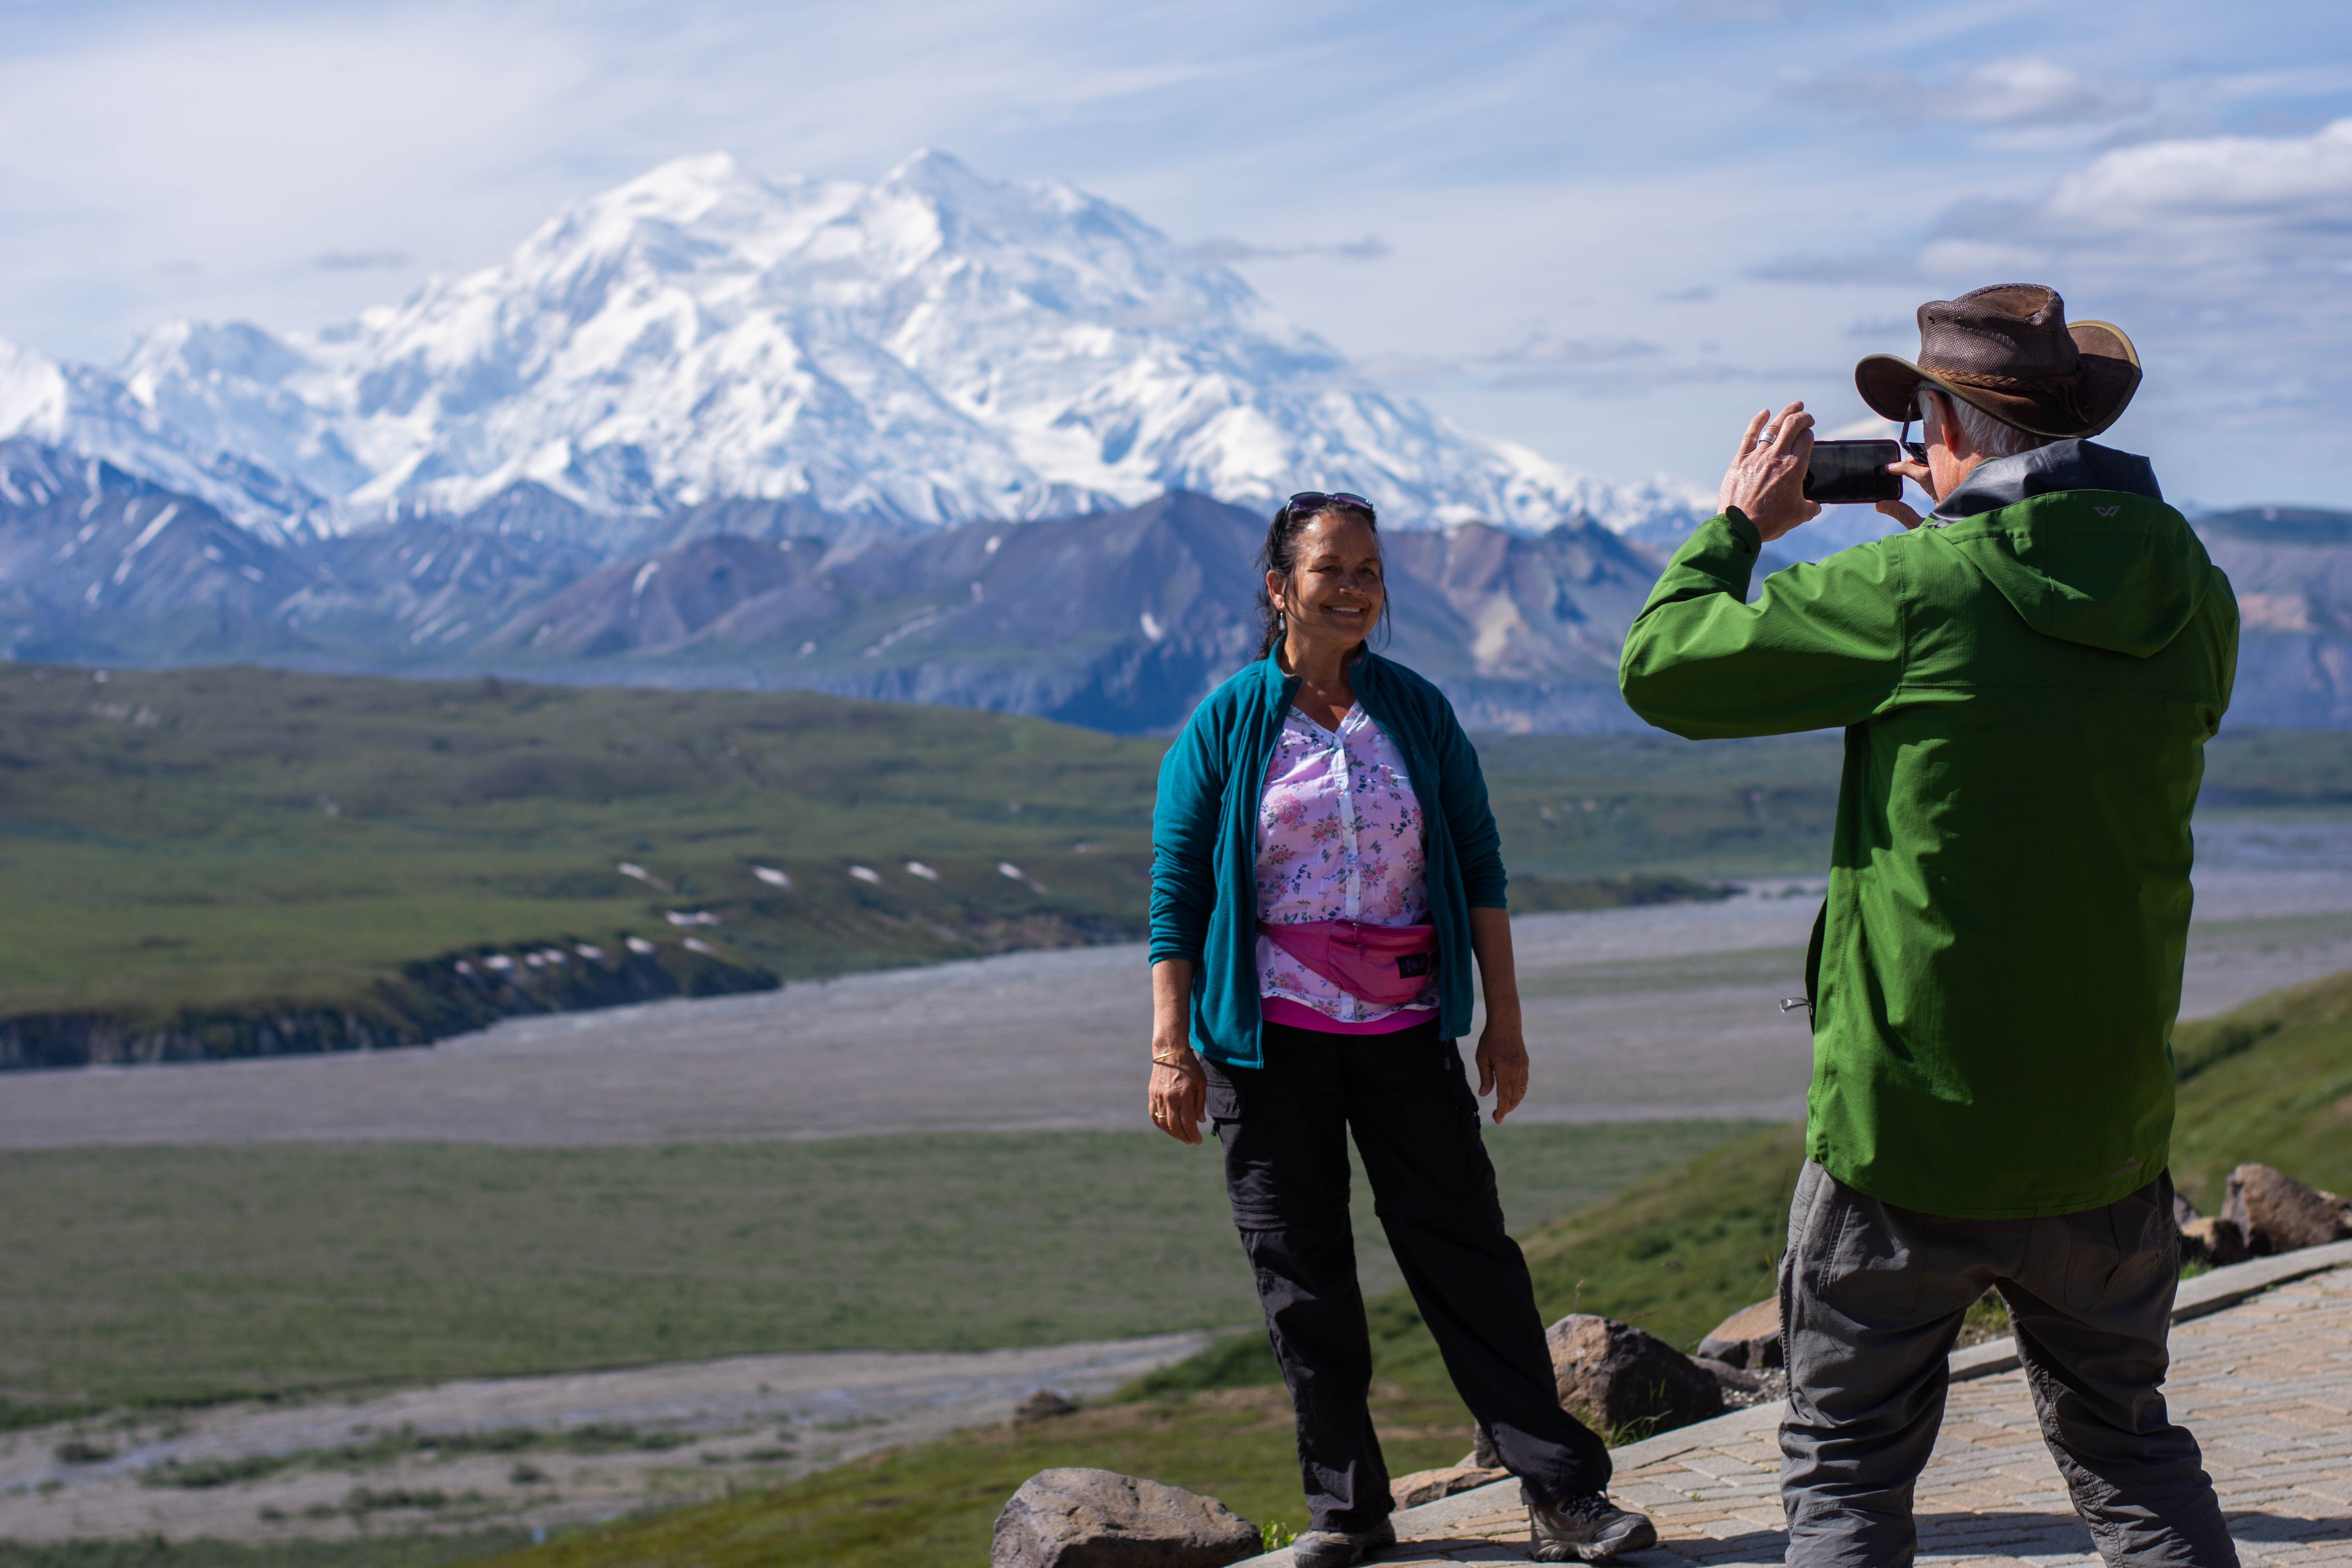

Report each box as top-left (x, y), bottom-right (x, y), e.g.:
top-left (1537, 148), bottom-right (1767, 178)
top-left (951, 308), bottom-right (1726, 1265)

top-left (1258, 920), bottom-right (1437, 1007)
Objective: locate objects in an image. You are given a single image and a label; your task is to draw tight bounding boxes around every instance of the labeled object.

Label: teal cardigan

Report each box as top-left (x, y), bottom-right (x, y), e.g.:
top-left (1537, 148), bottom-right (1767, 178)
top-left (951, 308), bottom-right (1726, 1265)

top-left (1148, 650), bottom-right (1508, 1066)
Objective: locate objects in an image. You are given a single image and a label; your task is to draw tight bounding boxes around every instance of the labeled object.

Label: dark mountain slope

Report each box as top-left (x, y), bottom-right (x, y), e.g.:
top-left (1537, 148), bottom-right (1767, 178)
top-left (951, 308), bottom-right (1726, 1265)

top-left (2196, 506), bottom-right (2352, 727)
top-left (481, 492), bottom-right (1266, 731)
top-left (7, 448), bottom-right (2352, 735)
top-left (0, 441), bottom-right (312, 663)
top-left (475, 494), bottom-right (1672, 732)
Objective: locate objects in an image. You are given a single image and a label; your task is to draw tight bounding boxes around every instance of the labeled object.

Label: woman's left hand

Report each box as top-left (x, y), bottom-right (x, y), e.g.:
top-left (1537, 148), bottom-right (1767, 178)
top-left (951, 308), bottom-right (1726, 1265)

top-left (1465, 906), bottom-right (1529, 1123)
top-left (1474, 1021), bottom-right (1530, 1124)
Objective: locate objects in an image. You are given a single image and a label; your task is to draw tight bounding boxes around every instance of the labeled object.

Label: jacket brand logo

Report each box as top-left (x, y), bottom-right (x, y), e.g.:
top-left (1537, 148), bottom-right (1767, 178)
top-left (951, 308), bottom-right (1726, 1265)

top-left (2094, 505), bottom-right (2120, 516)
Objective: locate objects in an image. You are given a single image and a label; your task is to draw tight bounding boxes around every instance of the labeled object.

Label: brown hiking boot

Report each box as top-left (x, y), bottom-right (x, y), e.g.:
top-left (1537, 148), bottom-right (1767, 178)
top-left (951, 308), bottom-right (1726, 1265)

top-left (1528, 1492), bottom-right (1658, 1561)
top-left (1290, 1517), bottom-right (1396, 1568)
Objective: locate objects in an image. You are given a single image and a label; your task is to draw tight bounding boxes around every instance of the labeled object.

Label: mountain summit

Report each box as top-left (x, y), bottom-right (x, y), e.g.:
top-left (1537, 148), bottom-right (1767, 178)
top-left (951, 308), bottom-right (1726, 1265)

top-left (0, 151), bottom-right (1702, 536)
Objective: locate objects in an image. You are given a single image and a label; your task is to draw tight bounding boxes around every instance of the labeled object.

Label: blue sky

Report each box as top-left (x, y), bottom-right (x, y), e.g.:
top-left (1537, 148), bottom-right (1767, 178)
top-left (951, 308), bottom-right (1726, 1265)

top-left (4, 0), bottom-right (2350, 507)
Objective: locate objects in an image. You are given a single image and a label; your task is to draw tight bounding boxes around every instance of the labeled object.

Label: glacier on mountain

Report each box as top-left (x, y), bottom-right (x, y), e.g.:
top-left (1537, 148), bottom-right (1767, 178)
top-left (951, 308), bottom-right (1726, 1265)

top-left (0, 150), bottom-right (1704, 537)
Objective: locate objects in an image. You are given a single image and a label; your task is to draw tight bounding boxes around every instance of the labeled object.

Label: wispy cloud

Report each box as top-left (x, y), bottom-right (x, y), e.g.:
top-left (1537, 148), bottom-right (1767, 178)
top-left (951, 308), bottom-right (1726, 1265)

top-left (1361, 330), bottom-right (1795, 397)
top-left (1845, 314), bottom-right (1912, 340)
top-left (1744, 113), bottom-right (2352, 463)
top-left (1186, 234), bottom-right (1391, 263)
top-left (1748, 253), bottom-right (1920, 286)
top-left (1795, 55), bottom-right (2150, 130)
top-left (312, 250), bottom-right (412, 272)
top-left (2041, 116), bottom-right (2352, 229)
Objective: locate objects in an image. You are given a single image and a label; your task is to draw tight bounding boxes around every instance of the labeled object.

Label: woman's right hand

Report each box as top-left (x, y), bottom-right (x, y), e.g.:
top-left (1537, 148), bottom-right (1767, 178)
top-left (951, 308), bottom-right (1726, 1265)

top-left (1150, 1040), bottom-right (1207, 1145)
top-left (1148, 958), bottom-right (1206, 1144)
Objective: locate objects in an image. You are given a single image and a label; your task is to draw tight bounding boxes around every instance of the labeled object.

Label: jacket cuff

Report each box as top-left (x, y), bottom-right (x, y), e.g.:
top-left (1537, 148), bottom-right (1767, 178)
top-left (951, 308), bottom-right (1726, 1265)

top-left (1665, 510), bottom-right (1763, 590)
top-left (1719, 508), bottom-right (1764, 555)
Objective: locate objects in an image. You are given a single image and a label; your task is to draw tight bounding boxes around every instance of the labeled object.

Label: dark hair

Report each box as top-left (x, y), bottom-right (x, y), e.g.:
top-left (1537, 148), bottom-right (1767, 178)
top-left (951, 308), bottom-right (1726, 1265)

top-left (1255, 499), bottom-right (1388, 661)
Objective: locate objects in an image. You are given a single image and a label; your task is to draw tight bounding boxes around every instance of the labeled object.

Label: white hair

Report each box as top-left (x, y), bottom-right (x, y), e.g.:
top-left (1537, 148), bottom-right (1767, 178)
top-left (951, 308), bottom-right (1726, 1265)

top-left (1917, 387), bottom-right (2053, 459)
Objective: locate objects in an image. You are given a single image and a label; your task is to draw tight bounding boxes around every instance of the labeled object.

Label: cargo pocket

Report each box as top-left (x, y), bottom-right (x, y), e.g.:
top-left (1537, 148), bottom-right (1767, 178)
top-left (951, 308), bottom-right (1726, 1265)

top-left (1813, 1181), bottom-right (1920, 1319)
top-left (1204, 1065), bottom-right (1243, 1136)
top-left (1439, 1039), bottom-right (1481, 1120)
top-left (2063, 1178), bottom-right (2169, 1316)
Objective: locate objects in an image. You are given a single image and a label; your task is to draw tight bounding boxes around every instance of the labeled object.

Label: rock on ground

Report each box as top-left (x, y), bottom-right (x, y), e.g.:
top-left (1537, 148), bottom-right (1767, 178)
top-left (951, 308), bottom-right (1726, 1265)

top-left (1467, 1420), bottom-right (1501, 1468)
top-left (992, 1467), bottom-right (1260, 1568)
top-left (2221, 1163), bottom-right (2352, 1256)
top-left (2180, 1215), bottom-right (2252, 1267)
top-left (1012, 1390), bottom-right (1080, 1426)
top-left (1391, 1464), bottom-right (1510, 1509)
top-left (1696, 1297), bottom-right (1781, 1370)
top-left (1545, 1314), bottom-right (1723, 1436)
top-left (1693, 1357), bottom-right (1788, 1411)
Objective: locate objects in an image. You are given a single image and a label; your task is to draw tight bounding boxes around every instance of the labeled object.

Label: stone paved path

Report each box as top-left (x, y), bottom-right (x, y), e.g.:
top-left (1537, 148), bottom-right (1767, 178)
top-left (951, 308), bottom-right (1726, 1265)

top-left (1255, 1250), bottom-right (2352, 1566)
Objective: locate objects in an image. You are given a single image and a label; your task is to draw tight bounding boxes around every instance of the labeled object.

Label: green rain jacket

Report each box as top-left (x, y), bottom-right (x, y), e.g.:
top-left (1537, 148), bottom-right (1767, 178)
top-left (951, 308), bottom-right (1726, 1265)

top-left (1619, 441), bottom-right (2238, 1218)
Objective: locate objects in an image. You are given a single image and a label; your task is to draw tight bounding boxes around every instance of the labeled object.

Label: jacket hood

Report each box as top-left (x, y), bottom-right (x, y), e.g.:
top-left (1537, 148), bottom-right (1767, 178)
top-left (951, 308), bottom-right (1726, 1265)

top-left (1935, 443), bottom-right (2208, 659)
top-left (1931, 438), bottom-right (2161, 522)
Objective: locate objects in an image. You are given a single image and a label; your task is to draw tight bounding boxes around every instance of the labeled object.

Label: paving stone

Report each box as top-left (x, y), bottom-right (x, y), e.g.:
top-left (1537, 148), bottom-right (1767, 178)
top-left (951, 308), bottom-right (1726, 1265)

top-left (1305, 1264), bottom-right (2352, 1567)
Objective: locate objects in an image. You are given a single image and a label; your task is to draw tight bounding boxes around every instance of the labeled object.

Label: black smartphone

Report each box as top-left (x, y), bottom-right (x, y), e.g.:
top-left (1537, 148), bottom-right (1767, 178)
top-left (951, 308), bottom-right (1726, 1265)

top-left (1803, 439), bottom-right (1902, 504)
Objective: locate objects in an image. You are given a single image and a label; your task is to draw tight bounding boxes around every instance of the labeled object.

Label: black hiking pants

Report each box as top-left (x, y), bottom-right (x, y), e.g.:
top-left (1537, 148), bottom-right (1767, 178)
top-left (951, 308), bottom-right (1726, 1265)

top-left (1204, 1018), bottom-right (1611, 1533)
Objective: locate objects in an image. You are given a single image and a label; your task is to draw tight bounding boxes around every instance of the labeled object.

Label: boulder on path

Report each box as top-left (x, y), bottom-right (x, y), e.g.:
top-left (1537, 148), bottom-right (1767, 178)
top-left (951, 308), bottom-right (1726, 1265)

top-left (991, 1468), bottom-right (1259, 1568)
top-left (2221, 1163), bottom-right (2352, 1256)
top-left (2171, 1192), bottom-right (2250, 1265)
top-left (2172, 1191), bottom-right (2201, 1232)
top-left (1695, 1297), bottom-right (1781, 1370)
top-left (2178, 1215), bottom-right (2250, 1267)
top-left (1467, 1420), bottom-right (1501, 1468)
top-left (1693, 1356), bottom-right (1765, 1395)
top-left (1391, 1463), bottom-right (1508, 1509)
top-left (1012, 1389), bottom-right (1080, 1426)
top-left (1546, 1314), bottom-right (1723, 1437)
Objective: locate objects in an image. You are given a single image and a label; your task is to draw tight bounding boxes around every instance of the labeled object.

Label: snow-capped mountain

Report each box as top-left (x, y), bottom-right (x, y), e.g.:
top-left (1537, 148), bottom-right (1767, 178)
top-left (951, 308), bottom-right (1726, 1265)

top-left (0, 337), bottom-right (337, 541)
top-left (0, 150), bottom-right (1706, 537)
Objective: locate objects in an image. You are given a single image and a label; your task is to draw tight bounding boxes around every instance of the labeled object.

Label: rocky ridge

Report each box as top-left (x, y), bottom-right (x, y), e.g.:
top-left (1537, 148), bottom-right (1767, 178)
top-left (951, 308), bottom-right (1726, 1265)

top-left (0, 466), bottom-right (1671, 733)
top-left (5, 437), bottom-right (2350, 731)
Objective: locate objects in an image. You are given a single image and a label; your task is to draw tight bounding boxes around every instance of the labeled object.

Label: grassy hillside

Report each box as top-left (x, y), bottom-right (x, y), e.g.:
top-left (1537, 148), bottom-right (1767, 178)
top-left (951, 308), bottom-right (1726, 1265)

top-left (2169, 969), bottom-right (2352, 1207)
top-left (1477, 732), bottom-right (1841, 882)
top-left (0, 1539), bottom-right (533, 1568)
top-left (439, 1125), bottom-right (1805, 1568)
top-left (10, 661), bottom-right (2347, 1038)
top-left (0, 1121), bottom-right (1751, 1413)
top-left (0, 664), bottom-right (1773, 1035)
top-left (466, 962), bottom-right (2352, 1568)
top-left (0, 662), bottom-right (1165, 1024)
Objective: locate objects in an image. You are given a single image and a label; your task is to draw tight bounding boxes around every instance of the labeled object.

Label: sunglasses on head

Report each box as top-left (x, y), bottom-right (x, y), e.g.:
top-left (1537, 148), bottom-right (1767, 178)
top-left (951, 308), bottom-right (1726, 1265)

top-left (1282, 491), bottom-right (1377, 519)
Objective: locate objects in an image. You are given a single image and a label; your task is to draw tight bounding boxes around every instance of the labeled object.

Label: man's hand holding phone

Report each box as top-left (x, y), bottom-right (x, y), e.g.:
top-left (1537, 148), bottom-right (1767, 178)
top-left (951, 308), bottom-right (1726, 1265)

top-left (1877, 445), bottom-right (1935, 530)
top-left (1718, 401), bottom-right (1820, 543)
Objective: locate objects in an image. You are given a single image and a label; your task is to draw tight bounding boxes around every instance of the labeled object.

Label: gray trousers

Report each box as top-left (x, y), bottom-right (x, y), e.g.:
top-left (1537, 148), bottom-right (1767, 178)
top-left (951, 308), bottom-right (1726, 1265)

top-left (1779, 1161), bottom-right (2237, 1568)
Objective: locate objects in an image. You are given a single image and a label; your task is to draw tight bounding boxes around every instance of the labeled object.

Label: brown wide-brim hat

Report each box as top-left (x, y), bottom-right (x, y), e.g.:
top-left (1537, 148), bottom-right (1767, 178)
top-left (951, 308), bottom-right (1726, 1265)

top-left (1855, 283), bottom-right (2141, 440)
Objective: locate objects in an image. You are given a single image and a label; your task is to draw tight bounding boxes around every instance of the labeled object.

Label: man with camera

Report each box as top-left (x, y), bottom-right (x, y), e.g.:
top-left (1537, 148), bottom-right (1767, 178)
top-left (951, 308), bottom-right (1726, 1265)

top-left (1619, 284), bottom-right (2241, 1566)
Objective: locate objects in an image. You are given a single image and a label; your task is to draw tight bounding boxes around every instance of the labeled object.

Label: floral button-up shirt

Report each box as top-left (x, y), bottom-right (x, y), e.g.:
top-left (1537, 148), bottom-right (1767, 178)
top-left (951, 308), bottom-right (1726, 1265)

top-left (1254, 703), bottom-right (1437, 1025)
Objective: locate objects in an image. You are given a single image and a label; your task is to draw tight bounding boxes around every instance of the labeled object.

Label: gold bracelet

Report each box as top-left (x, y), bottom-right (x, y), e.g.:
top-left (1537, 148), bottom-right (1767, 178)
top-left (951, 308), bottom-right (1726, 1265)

top-left (1152, 1052), bottom-right (1195, 1066)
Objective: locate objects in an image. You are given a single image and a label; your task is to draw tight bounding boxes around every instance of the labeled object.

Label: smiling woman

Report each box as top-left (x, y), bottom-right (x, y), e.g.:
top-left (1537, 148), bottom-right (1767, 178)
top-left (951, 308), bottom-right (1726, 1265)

top-left (1144, 491), bottom-right (1659, 1563)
